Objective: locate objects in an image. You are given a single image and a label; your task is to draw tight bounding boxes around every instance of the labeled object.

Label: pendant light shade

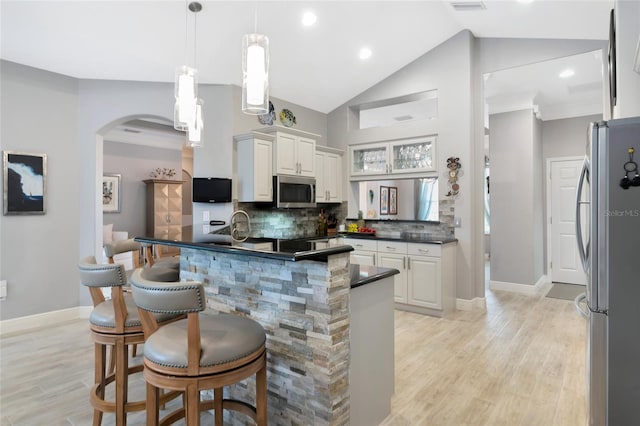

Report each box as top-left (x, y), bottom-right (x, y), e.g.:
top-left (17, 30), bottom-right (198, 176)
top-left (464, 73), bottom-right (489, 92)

top-left (174, 65), bottom-right (198, 131)
top-left (242, 33), bottom-right (269, 115)
top-left (187, 98), bottom-right (204, 147)
top-left (174, 1), bottom-right (203, 146)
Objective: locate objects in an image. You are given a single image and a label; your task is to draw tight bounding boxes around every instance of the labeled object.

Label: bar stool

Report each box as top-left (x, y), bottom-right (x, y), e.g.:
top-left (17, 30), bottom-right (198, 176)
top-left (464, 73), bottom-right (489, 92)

top-left (129, 269), bottom-right (268, 426)
top-left (142, 242), bottom-right (180, 270)
top-left (78, 257), bottom-right (182, 426)
top-left (105, 239), bottom-right (179, 362)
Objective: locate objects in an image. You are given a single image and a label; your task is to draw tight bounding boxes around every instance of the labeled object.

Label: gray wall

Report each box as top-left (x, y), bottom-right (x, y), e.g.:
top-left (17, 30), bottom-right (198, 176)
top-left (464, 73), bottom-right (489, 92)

top-left (490, 109), bottom-right (543, 286)
top-left (532, 113), bottom-right (544, 281)
top-left (0, 61), bottom-right (328, 319)
top-left (472, 38), bottom-right (607, 297)
top-left (329, 30), bottom-right (475, 299)
top-left (0, 61), bottom-right (80, 320)
top-left (103, 140), bottom-right (182, 238)
top-left (542, 114), bottom-right (601, 160)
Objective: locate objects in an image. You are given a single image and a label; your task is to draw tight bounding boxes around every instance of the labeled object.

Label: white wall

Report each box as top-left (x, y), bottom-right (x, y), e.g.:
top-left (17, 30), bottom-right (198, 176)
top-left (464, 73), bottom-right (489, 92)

top-left (103, 140), bottom-right (182, 239)
top-left (0, 61), bottom-right (80, 320)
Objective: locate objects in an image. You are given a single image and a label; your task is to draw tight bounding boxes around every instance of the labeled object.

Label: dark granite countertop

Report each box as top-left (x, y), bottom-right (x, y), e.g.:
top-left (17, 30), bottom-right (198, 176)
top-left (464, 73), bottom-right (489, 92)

top-left (134, 235), bottom-right (353, 262)
top-left (337, 233), bottom-right (458, 245)
top-left (350, 264), bottom-right (399, 289)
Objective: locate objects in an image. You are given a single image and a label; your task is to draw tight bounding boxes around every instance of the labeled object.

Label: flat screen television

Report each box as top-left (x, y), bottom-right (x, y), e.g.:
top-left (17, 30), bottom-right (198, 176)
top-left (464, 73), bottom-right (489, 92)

top-left (192, 177), bottom-right (232, 203)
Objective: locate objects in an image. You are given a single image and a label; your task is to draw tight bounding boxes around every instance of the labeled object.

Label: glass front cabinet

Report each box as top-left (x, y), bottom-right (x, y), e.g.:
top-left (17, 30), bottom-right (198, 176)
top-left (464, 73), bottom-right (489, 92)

top-left (349, 136), bottom-right (437, 178)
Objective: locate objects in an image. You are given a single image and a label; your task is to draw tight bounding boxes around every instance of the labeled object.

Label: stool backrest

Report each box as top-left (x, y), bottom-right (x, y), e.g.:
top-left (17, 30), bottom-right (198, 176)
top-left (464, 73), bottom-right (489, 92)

top-left (104, 238), bottom-right (141, 267)
top-left (78, 256), bottom-right (130, 332)
top-left (129, 268), bottom-right (205, 345)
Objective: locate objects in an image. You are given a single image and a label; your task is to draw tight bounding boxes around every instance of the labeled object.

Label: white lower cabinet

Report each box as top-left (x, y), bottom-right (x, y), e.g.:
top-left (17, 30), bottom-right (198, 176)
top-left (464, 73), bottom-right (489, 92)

top-left (407, 255), bottom-right (441, 309)
top-left (343, 237), bottom-right (377, 266)
top-left (377, 251), bottom-right (407, 301)
top-left (345, 238), bottom-right (456, 317)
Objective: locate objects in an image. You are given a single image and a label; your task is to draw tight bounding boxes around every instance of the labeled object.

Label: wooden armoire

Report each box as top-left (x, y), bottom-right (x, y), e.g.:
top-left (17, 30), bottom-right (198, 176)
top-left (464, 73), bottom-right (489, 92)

top-left (143, 179), bottom-right (184, 256)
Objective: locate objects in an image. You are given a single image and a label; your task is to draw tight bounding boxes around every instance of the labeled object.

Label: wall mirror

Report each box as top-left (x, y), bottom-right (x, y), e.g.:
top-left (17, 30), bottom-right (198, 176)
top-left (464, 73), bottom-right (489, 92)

top-left (356, 178), bottom-right (439, 221)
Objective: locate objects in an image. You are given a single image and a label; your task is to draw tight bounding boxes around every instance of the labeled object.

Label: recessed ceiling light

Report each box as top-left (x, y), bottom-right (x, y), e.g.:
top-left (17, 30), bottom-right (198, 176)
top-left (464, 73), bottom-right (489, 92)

top-left (359, 47), bottom-right (372, 60)
top-left (302, 11), bottom-right (317, 27)
top-left (559, 69), bottom-right (575, 78)
top-left (517, 0), bottom-right (535, 4)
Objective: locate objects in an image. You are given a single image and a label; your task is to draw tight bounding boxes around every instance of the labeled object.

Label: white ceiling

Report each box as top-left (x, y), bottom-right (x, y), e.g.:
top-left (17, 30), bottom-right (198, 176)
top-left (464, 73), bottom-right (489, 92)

top-left (1, 0), bottom-right (613, 116)
top-left (485, 49), bottom-right (605, 121)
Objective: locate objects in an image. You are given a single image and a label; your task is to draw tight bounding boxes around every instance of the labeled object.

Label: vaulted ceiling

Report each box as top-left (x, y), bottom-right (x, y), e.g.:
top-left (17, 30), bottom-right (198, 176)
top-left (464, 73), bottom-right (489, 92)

top-left (1, 0), bottom-right (613, 115)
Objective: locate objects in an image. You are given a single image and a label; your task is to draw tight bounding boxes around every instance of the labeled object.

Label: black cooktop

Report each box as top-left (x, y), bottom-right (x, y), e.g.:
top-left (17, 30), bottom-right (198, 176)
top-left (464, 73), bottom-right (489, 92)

top-left (202, 235), bottom-right (329, 254)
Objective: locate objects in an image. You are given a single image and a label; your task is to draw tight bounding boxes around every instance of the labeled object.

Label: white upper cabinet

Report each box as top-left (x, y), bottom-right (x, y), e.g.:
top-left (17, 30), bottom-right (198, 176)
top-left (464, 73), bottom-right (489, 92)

top-left (235, 132), bottom-right (274, 202)
top-left (316, 146), bottom-right (343, 203)
top-left (258, 126), bottom-right (318, 177)
top-left (349, 135), bottom-right (437, 179)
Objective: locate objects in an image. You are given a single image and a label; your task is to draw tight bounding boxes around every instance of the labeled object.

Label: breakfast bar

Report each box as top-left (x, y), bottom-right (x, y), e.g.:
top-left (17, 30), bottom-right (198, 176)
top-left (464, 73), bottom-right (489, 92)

top-left (135, 235), bottom-right (398, 426)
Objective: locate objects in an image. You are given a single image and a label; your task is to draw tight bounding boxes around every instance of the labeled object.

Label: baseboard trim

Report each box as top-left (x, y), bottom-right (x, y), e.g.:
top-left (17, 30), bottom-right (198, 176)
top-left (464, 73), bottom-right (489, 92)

top-left (490, 275), bottom-right (549, 296)
top-left (0, 306), bottom-right (92, 336)
top-left (456, 297), bottom-right (487, 311)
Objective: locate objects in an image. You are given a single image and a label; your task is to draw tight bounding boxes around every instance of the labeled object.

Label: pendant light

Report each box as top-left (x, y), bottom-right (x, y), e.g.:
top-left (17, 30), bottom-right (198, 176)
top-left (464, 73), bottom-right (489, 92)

top-left (174, 1), bottom-right (204, 147)
top-left (242, 13), bottom-right (269, 115)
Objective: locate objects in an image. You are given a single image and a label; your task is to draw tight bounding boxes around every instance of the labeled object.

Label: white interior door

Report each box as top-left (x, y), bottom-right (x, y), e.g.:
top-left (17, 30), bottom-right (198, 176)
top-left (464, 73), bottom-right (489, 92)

top-left (549, 158), bottom-right (587, 285)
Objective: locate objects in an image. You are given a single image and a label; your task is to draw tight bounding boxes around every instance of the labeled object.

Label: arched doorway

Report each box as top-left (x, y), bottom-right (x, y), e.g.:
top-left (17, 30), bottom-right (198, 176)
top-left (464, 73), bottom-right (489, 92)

top-left (94, 115), bottom-right (186, 257)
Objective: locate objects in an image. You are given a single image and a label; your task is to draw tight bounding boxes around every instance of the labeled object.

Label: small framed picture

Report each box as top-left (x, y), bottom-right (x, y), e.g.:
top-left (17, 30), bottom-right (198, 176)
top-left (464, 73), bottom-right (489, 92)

top-left (380, 186), bottom-right (389, 215)
top-left (389, 186), bottom-right (398, 215)
top-left (103, 174), bottom-right (121, 213)
top-left (3, 151), bottom-right (47, 215)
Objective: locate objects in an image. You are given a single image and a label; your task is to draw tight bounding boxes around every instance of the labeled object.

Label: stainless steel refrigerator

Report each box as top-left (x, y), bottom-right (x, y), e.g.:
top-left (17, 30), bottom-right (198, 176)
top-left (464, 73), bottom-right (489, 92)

top-left (575, 117), bottom-right (640, 426)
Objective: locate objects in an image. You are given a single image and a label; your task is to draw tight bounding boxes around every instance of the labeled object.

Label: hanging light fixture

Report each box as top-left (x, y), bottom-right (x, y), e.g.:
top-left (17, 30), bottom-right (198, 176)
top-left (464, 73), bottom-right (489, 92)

top-left (174, 1), bottom-right (204, 147)
top-left (242, 13), bottom-right (269, 115)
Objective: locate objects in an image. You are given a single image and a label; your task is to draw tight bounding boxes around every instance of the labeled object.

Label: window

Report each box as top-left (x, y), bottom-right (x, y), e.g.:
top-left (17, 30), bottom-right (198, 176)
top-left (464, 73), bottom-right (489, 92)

top-left (352, 90), bottom-right (438, 130)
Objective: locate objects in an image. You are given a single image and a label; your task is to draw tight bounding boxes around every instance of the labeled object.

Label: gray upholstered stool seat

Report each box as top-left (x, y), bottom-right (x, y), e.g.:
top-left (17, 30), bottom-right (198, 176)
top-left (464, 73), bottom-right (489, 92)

top-left (151, 257), bottom-right (180, 270)
top-left (141, 266), bottom-right (180, 283)
top-left (90, 295), bottom-right (176, 330)
top-left (130, 269), bottom-right (268, 425)
top-left (144, 314), bottom-right (266, 370)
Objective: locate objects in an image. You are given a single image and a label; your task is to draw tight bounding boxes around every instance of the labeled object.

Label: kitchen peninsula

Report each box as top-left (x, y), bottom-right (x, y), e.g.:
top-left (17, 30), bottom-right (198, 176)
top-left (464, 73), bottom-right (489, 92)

top-left (135, 235), bottom-right (398, 426)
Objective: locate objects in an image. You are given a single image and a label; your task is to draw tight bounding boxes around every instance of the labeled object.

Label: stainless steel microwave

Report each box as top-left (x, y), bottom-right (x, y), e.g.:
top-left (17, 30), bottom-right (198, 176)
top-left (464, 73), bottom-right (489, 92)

top-left (273, 175), bottom-right (316, 208)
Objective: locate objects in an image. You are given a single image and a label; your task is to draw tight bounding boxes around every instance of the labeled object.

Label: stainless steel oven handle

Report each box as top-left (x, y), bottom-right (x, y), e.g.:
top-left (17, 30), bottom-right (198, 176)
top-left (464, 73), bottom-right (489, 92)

top-left (575, 156), bottom-right (590, 272)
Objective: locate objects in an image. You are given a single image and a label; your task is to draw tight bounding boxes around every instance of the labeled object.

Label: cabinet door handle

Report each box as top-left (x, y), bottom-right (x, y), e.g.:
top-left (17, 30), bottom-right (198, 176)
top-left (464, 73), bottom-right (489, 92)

top-left (407, 257), bottom-right (411, 270)
top-left (386, 246), bottom-right (396, 250)
top-left (403, 256), bottom-right (406, 269)
top-left (418, 248), bottom-right (430, 254)
top-left (373, 255), bottom-right (376, 266)
top-left (354, 244), bottom-right (363, 248)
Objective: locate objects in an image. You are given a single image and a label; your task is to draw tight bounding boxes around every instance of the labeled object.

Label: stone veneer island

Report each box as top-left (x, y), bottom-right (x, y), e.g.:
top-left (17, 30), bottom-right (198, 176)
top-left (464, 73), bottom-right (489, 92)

top-left (135, 235), bottom-right (398, 426)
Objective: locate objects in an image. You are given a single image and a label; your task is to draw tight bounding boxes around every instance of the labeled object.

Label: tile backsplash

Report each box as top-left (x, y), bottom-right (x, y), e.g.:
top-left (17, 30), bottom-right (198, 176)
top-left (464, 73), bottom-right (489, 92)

top-left (231, 200), bottom-right (454, 240)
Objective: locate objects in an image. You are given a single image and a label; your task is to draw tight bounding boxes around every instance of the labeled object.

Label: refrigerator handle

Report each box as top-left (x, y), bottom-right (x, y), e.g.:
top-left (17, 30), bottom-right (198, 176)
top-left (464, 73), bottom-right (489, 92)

top-left (575, 156), bottom-right (590, 272)
top-left (574, 292), bottom-right (589, 319)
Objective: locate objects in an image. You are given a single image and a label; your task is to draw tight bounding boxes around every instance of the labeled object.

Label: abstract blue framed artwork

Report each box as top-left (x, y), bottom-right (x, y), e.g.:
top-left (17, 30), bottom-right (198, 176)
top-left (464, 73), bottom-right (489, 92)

top-left (3, 151), bottom-right (47, 215)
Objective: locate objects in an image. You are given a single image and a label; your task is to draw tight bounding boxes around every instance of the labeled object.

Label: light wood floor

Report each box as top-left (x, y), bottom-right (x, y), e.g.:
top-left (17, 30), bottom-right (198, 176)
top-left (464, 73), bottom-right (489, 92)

top-left (0, 288), bottom-right (586, 425)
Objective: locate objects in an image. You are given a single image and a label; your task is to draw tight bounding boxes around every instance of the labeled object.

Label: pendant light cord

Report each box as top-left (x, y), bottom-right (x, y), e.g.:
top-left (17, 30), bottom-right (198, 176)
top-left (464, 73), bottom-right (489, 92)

top-left (184, 0), bottom-right (188, 65)
top-left (193, 8), bottom-right (197, 68)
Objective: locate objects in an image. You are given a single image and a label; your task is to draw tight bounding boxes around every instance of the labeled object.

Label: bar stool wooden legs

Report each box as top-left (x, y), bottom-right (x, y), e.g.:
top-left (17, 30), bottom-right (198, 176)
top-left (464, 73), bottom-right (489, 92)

top-left (130, 269), bottom-right (268, 425)
top-left (79, 257), bottom-right (181, 426)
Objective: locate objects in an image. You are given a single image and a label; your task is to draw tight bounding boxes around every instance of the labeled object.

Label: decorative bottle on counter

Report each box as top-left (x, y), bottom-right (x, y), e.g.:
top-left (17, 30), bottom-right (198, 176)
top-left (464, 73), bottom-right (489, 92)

top-left (356, 210), bottom-right (365, 231)
top-left (317, 209), bottom-right (328, 236)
